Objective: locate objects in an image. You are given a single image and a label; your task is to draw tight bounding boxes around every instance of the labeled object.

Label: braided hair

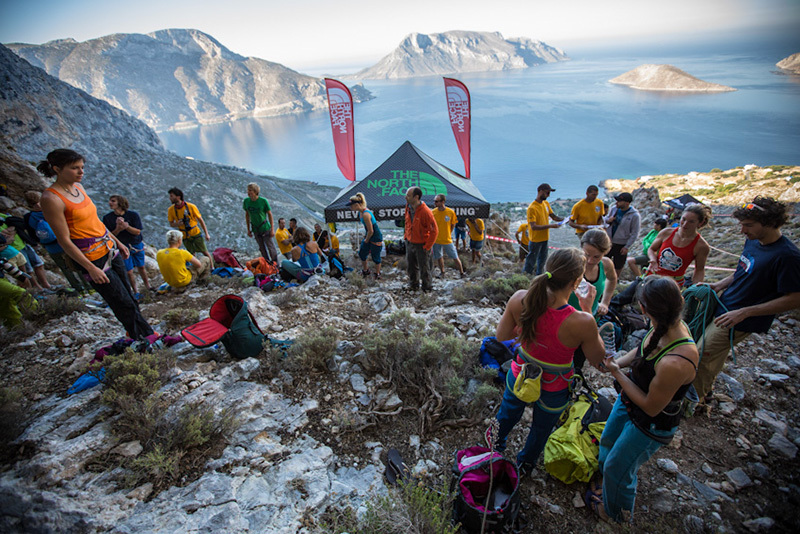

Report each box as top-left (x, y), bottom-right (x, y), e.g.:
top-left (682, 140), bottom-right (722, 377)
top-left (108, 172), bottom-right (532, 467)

top-left (636, 276), bottom-right (684, 356)
top-left (518, 248), bottom-right (586, 346)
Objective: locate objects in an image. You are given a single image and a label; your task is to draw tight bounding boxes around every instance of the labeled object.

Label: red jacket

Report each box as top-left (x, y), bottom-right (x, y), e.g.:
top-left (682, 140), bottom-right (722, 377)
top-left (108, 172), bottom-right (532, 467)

top-left (405, 201), bottom-right (438, 250)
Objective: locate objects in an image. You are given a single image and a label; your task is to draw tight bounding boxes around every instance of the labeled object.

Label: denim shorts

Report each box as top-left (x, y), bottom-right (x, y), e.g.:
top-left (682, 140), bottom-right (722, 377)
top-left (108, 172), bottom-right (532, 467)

top-left (359, 240), bottom-right (382, 264)
top-left (21, 245), bottom-right (44, 269)
top-left (432, 243), bottom-right (459, 260)
top-left (123, 242), bottom-right (146, 270)
top-left (470, 239), bottom-right (484, 251)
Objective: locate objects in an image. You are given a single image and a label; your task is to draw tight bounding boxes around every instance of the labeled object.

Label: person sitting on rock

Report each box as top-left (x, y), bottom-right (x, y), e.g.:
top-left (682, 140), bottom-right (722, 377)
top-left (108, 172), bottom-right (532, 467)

top-left (280, 226), bottom-right (322, 281)
top-left (156, 230), bottom-right (210, 292)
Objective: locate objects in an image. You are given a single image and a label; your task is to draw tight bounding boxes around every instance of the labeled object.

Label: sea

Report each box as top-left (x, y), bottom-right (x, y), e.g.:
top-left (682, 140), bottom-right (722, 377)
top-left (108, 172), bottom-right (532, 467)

top-left (159, 38), bottom-right (800, 204)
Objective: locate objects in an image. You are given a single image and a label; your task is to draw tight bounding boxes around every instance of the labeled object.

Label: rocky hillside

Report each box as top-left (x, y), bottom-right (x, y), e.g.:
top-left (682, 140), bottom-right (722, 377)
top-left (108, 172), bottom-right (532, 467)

top-left (0, 44), bottom-right (340, 256)
top-left (777, 52), bottom-right (800, 75)
top-left (7, 29), bottom-right (373, 131)
top-left (352, 31), bottom-right (568, 79)
top-left (609, 64), bottom-right (736, 92)
top-left (1, 207), bottom-right (798, 532)
top-left (601, 165), bottom-right (800, 208)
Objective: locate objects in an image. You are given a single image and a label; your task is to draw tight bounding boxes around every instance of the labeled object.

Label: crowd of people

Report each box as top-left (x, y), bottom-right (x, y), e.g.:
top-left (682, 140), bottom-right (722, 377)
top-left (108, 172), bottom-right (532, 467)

top-left (2, 148), bottom-right (799, 526)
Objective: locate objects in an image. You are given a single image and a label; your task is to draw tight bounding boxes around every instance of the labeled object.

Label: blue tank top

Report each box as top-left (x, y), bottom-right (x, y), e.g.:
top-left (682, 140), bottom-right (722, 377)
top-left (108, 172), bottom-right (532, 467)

top-left (297, 243), bottom-right (320, 269)
top-left (361, 210), bottom-right (383, 243)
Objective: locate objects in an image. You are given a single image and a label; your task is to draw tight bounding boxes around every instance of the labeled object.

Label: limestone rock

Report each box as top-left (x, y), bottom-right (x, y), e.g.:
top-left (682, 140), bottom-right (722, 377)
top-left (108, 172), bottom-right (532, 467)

top-left (610, 64), bottom-right (736, 92)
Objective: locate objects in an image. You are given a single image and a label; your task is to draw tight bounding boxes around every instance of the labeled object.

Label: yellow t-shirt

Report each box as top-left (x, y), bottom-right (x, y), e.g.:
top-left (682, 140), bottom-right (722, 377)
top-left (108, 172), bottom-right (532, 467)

top-left (275, 227), bottom-right (292, 254)
top-left (570, 199), bottom-right (606, 234)
top-left (466, 219), bottom-right (485, 241)
top-left (167, 202), bottom-right (202, 238)
top-left (527, 200), bottom-right (554, 243)
top-left (516, 223), bottom-right (530, 246)
top-left (330, 234), bottom-right (340, 251)
top-left (156, 248), bottom-right (195, 288)
top-left (433, 207), bottom-right (457, 245)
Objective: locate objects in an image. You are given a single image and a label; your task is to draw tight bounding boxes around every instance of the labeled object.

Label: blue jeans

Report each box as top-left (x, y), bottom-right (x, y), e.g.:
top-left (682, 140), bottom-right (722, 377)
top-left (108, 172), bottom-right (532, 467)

top-left (599, 396), bottom-right (675, 522)
top-left (523, 240), bottom-right (548, 275)
top-left (495, 374), bottom-right (570, 467)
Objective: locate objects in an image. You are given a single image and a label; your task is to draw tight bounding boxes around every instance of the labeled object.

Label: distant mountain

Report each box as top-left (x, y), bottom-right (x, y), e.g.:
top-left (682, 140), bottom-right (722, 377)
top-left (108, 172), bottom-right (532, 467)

top-left (352, 31), bottom-right (568, 79)
top-left (609, 64), bottom-right (736, 92)
top-left (7, 29), bottom-right (373, 132)
top-left (777, 53), bottom-right (800, 75)
top-left (0, 44), bottom-right (340, 255)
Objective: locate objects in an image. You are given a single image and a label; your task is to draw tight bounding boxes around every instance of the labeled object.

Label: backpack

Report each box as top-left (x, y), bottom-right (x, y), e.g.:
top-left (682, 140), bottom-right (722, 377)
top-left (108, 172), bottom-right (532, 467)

top-left (451, 446), bottom-right (521, 533)
top-left (213, 247), bottom-right (244, 269)
top-left (246, 257), bottom-right (279, 276)
top-left (35, 218), bottom-right (58, 245)
top-left (478, 337), bottom-right (518, 382)
top-left (328, 256), bottom-right (345, 279)
top-left (543, 387), bottom-right (613, 484)
top-left (181, 294), bottom-right (267, 360)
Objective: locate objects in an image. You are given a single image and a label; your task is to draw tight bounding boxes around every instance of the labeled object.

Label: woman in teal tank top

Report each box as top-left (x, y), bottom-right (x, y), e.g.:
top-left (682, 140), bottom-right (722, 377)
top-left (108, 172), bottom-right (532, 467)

top-left (568, 229), bottom-right (617, 316)
top-left (347, 192), bottom-right (384, 279)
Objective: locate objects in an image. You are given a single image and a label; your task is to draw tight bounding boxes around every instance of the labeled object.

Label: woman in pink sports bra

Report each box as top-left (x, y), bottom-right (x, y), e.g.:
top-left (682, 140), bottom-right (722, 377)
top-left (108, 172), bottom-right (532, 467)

top-left (492, 248), bottom-right (606, 476)
top-left (646, 203), bottom-right (711, 287)
top-left (39, 149), bottom-right (153, 340)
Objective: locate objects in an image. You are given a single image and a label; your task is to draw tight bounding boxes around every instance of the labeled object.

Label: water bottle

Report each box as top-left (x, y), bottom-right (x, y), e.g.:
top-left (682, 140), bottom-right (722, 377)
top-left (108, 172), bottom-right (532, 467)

top-left (576, 278), bottom-right (591, 299)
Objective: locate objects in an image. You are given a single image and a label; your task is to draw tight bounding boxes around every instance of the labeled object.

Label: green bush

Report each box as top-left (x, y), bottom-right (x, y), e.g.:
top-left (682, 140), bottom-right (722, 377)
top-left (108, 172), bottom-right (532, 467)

top-left (125, 444), bottom-right (180, 489)
top-left (769, 165), bottom-right (791, 171)
top-left (452, 273), bottom-right (530, 305)
top-left (28, 295), bottom-right (87, 323)
top-left (709, 168), bottom-right (722, 173)
top-left (0, 387), bottom-right (24, 446)
top-left (357, 479), bottom-right (458, 534)
top-left (288, 326), bottom-right (339, 372)
top-left (790, 176), bottom-right (800, 184)
top-left (272, 289), bottom-right (306, 308)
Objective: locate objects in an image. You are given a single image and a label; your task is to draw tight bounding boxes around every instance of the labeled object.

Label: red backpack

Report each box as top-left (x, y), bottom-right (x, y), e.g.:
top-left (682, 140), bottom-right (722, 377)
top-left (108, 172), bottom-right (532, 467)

top-left (212, 247), bottom-right (243, 268)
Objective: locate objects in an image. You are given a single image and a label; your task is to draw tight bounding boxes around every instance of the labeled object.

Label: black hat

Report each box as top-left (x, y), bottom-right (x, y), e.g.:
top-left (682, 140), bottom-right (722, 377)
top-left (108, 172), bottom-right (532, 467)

top-left (538, 183), bottom-right (556, 192)
top-left (615, 192), bottom-right (633, 203)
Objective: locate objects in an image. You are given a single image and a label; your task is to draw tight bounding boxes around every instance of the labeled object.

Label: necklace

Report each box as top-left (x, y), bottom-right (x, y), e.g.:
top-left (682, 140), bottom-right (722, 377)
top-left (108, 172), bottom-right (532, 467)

top-left (61, 184), bottom-right (80, 198)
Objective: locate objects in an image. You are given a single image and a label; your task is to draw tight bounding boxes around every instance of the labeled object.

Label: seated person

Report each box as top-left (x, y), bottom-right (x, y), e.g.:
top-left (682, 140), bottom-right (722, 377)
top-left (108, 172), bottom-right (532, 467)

top-left (280, 227), bottom-right (322, 280)
top-left (626, 217), bottom-right (668, 277)
top-left (156, 230), bottom-right (210, 290)
top-left (0, 235), bottom-right (34, 289)
top-left (317, 230), bottom-right (340, 259)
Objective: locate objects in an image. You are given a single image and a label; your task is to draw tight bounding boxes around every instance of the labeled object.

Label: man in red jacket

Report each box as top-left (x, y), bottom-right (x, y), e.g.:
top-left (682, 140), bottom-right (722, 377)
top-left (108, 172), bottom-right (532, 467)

top-left (404, 187), bottom-right (438, 291)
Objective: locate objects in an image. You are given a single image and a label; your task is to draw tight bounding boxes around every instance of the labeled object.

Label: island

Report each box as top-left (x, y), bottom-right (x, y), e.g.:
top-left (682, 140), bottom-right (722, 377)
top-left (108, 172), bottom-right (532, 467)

top-left (609, 64), bottom-right (736, 92)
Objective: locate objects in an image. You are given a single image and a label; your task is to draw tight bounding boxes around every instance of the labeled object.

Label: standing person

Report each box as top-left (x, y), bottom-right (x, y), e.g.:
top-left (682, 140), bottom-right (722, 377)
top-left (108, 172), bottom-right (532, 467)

top-left (453, 217), bottom-right (468, 252)
top-left (347, 192), bottom-right (383, 279)
top-left (103, 195), bottom-right (151, 299)
top-left (492, 248), bottom-right (605, 476)
top-left (569, 185), bottom-right (606, 238)
top-left (626, 218), bottom-right (668, 277)
top-left (404, 187), bottom-right (438, 292)
top-left (604, 192), bottom-right (641, 279)
top-left (515, 222), bottom-right (529, 263)
top-left (288, 218), bottom-right (297, 236)
top-left (645, 204), bottom-right (710, 287)
top-left (167, 188), bottom-right (213, 268)
top-left (692, 197), bottom-right (800, 403)
top-left (275, 218), bottom-right (293, 259)
top-left (24, 191), bottom-right (92, 294)
top-left (524, 183), bottom-right (564, 276)
top-left (432, 195), bottom-right (465, 278)
top-left (243, 183), bottom-right (278, 262)
top-left (466, 216), bottom-right (485, 266)
top-left (156, 230), bottom-right (210, 291)
top-left (590, 277), bottom-right (699, 523)
top-left (38, 149), bottom-right (153, 339)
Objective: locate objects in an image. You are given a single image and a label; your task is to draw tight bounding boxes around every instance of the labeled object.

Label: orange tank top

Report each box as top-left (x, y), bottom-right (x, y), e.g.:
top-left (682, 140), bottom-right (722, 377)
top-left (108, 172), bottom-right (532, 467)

top-left (46, 185), bottom-right (113, 261)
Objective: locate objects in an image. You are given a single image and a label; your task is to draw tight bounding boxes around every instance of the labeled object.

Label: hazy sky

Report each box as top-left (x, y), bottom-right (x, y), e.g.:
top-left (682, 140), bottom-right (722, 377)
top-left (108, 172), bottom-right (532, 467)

top-left (1, 0), bottom-right (797, 70)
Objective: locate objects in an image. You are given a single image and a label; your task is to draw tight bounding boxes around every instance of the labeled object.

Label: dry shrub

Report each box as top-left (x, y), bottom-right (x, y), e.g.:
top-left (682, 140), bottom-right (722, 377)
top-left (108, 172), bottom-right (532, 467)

top-left (452, 273), bottom-right (530, 305)
top-left (163, 308), bottom-right (200, 330)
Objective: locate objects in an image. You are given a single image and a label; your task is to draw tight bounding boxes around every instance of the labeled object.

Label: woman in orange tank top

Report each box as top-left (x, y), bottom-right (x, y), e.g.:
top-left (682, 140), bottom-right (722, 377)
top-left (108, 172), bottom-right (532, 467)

top-left (39, 149), bottom-right (153, 339)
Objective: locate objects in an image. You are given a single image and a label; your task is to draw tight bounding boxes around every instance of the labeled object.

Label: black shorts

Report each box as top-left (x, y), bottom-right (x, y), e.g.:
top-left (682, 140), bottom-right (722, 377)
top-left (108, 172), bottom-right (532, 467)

top-left (607, 243), bottom-right (628, 270)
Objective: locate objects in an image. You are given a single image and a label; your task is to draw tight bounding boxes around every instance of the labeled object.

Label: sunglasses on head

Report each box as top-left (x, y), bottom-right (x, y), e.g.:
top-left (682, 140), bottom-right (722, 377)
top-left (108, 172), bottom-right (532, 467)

top-left (741, 203), bottom-right (765, 211)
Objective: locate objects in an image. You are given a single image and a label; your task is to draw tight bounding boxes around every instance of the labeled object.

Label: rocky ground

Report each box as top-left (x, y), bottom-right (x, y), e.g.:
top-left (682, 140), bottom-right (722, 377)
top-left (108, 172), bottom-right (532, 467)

top-left (1, 197), bottom-right (799, 533)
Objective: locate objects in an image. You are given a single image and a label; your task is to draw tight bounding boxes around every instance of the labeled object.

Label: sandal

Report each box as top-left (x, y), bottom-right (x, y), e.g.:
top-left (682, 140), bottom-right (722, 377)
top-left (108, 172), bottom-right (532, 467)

top-left (589, 474), bottom-right (603, 496)
top-left (584, 489), bottom-right (610, 522)
top-left (384, 448), bottom-right (409, 487)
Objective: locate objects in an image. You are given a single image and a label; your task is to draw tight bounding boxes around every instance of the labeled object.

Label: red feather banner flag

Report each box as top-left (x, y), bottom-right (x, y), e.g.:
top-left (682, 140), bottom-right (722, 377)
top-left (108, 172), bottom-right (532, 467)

top-left (325, 78), bottom-right (356, 181)
top-left (443, 77), bottom-right (471, 179)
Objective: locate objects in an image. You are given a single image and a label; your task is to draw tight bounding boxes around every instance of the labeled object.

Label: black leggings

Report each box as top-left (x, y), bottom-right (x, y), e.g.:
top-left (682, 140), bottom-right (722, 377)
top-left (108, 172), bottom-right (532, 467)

top-left (78, 252), bottom-right (154, 340)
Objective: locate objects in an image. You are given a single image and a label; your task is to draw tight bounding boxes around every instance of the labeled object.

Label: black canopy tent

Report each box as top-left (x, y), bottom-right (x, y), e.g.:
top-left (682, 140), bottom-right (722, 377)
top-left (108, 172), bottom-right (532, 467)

top-left (324, 141), bottom-right (490, 224)
top-left (664, 193), bottom-right (704, 211)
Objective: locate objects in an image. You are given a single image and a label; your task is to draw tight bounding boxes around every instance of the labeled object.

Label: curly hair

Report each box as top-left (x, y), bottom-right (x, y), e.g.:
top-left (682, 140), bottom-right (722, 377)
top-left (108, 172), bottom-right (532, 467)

top-left (732, 196), bottom-right (788, 228)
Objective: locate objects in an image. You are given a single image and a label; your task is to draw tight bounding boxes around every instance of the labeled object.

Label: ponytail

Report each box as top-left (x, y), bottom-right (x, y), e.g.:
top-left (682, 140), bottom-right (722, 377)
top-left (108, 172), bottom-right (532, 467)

top-left (37, 148), bottom-right (84, 178)
top-left (518, 248), bottom-right (585, 346)
top-left (349, 192), bottom-right (367, 209)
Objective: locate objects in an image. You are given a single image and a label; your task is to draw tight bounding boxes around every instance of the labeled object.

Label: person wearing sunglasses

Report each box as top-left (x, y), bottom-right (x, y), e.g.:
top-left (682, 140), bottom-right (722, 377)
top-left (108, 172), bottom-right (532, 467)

top-left (693, 196), bottom-right (800, 405)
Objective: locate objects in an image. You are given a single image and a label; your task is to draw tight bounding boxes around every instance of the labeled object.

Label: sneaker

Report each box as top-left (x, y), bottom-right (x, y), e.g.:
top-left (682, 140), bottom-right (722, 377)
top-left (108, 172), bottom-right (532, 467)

top-left (361, 269), bottom-right (371, 277)
top-left (598, 322), bottom-right (616, 356)
top-left (460, 271), bottom-right (467, 278)
top-left (133, 292), bottom-right (142, 301)
top-left (374, 272), bottom-right (382, 280)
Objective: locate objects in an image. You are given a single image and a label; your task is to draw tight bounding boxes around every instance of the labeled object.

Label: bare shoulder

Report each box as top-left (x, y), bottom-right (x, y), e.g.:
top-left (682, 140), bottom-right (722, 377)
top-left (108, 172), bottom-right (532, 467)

top-left (601, 257), bottom-right (615, 270)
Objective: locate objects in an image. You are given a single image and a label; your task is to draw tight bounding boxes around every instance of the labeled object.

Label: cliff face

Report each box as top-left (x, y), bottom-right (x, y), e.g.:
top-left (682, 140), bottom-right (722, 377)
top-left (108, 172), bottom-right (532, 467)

top-left (609, 64), bottom-right (736, 92)
top-left (353, 30), bottom-right (569, 79)
top-left (8, 29), bottom-right (372, 131)
top-left (0, 43), bottom-right (338, 254)
top-left (777, 53), bottom-right (800, 75)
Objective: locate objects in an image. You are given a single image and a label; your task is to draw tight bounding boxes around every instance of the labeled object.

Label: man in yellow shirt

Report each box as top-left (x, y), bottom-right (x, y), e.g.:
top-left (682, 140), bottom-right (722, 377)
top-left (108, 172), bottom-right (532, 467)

top-left (569, 185), bottom-right (606, 238)
top-left (515, 223), bottom-right (529, 263)
top-left (466, 216), bottom-right (485, 265)
top-left (156, 230), bottom-right (210, 290)
top-left (167, 188), bottom-right (213, 268)
top-left (432, 195), bottom-right (466, 278)
top-left (524, 183), bottom-right (563, 275)
top-left (274, 217), bottom-right (293, 259)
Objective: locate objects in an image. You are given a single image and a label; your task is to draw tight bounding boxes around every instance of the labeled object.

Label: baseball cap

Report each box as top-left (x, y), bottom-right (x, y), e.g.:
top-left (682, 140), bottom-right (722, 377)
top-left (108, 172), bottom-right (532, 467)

top-left (537, 183), bottom-right (556, 192)
top-left (615, 192), bottom-right (633, 203)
